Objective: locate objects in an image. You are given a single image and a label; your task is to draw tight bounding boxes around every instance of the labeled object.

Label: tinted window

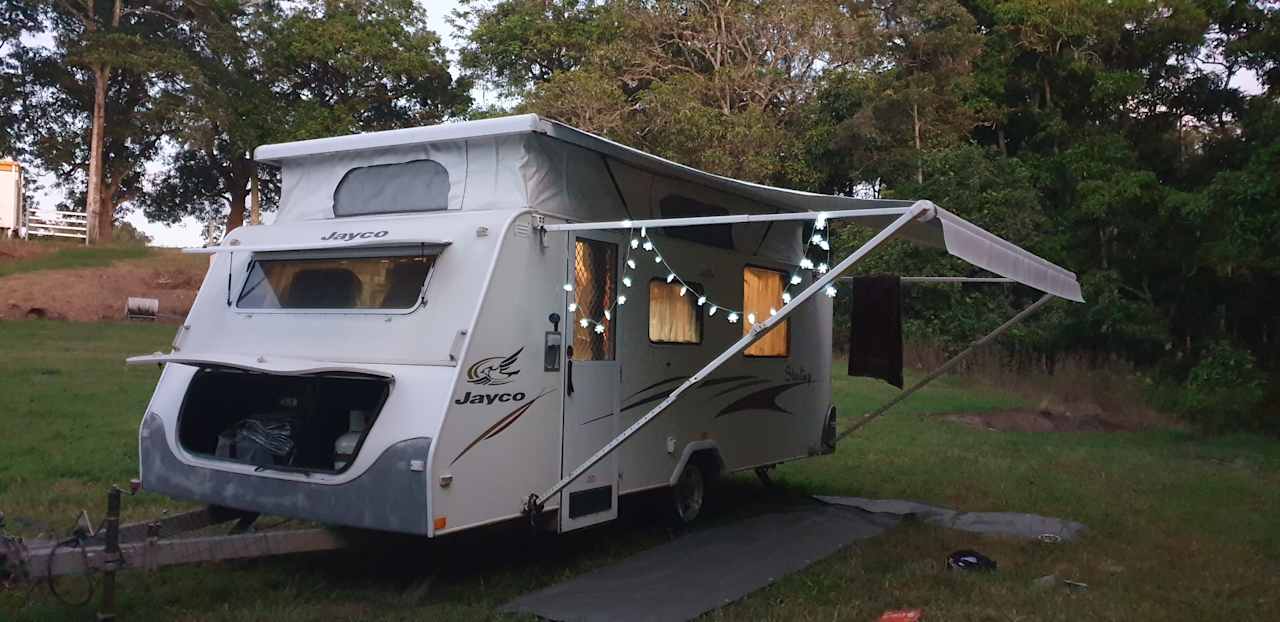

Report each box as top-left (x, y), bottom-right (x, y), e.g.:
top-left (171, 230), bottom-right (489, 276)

top-left (238, 255), bottom-right (435, 310)
top-left (658, 195), bottom-right (734, 249)
top-left (333, 159), bottom-right (449, 217)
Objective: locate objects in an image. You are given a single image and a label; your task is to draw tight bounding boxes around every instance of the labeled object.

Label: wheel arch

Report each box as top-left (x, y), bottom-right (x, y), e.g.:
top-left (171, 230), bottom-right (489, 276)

top-left (667, 440), bottom-right (724, 487)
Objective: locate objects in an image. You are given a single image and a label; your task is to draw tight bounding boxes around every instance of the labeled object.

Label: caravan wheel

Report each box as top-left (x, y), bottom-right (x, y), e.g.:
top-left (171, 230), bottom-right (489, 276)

top-left (671, 461), bottom-right (706, 525)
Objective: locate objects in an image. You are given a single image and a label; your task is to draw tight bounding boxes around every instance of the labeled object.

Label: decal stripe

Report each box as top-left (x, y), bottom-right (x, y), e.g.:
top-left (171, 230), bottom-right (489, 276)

top-left (623, 376), bottom-right (688, 400)
top-left (714, 381), bottom-right (811, 418)
top-left (450, 389), bottom-right (556, 466)
top-left (710, 377), bottom-right (771, 398)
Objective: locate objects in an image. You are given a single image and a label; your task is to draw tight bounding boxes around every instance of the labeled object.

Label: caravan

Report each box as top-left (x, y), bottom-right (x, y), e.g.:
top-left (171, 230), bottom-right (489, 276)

top-left (129, 115), bottom-right (1082, 537)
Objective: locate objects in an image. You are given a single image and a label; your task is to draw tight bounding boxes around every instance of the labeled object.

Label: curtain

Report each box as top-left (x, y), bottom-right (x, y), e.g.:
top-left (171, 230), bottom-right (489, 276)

top-left (649, 280), bottom-right (701, 343)
top-left (743, 266), bottom-right (789, 357)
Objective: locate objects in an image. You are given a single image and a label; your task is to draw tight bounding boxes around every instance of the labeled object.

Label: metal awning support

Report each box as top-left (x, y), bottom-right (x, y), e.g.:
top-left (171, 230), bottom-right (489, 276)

top-left (541, 206), bottom-right (919, 232)
top-left (834, 293), bottom-right (1055, 443)
top-left (898, 277), bottom-right (1014, 284)
top-left (527, 201), bottom-right (933, 512)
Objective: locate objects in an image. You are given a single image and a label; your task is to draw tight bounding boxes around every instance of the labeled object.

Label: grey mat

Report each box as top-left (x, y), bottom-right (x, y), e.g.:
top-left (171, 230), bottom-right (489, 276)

top-left (501, 505), bottom-right (899, 622)
top-left (815, 496), bottom-right (1087, 542)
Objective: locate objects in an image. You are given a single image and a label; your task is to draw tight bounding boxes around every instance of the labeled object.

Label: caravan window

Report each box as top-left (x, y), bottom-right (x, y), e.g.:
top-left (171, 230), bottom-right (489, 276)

top-left (743, 266), bottom-right (790, 357)
top-left (648, 279), bottom-right (703, 344)
top-left (571, 239), bottom-right (617, 360)
top-left (333, 159), bottom-right (449, 217)
top-left (237, 253), bottom-right (435, 310)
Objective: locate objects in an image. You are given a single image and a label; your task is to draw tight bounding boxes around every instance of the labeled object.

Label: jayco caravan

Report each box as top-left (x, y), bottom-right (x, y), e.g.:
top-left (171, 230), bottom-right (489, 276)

top-left (128, 115), bottom-right (1082, 537)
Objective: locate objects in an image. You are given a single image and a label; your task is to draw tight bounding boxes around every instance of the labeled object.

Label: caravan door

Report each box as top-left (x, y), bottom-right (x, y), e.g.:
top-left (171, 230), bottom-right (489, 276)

top-left (559, 233), bottom-right (622, 531)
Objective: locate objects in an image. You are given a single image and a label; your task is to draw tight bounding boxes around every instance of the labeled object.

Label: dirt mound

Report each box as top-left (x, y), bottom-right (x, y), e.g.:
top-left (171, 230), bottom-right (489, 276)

top-left (940, 409), bottom-right (1130, 432)
top-left (0, 238), bottom-right (59, 263)
top-left (0, 254), bottom-right (207, 323)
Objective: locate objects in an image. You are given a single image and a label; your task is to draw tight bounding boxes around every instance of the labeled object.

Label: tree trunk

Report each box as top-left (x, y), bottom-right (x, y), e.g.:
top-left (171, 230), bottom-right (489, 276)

top-left (996, 126), bottom-right (1008, 157)
top-left (98, 180), bottom-right (114, 242)
top-left (226, 187), bottom-right (248, 234)
top-left (249, 170), bottom-right (261, 225)
top-left (912, 102), bottom-right (923, 185)
top-left (85, 64), bottom-right (109, 244)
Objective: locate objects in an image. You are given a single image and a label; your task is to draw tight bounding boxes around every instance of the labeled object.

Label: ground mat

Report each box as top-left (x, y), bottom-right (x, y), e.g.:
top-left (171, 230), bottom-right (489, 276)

top-left (500, 504), bottom-right (900, 622)
top-left (815, 496), bottom-right (1088, 542)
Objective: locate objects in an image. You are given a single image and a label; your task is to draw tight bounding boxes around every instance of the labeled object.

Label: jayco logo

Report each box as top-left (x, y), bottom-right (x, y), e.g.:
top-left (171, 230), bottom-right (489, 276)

top-left (455, 391), bottom-right (527, 405)
top-left (466, 348), bottom-right (522, 386)
top-left (320, 230), bottom-right (389, 242)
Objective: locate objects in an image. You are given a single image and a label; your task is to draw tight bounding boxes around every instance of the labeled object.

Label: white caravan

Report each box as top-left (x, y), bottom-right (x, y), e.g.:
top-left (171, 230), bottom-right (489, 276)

top-left (129, 115), bottom-right (1082, 537)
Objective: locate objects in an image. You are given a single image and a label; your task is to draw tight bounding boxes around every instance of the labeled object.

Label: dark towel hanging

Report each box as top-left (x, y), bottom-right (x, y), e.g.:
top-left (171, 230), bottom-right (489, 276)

top-left (847, 275), bottom-right (904, 389)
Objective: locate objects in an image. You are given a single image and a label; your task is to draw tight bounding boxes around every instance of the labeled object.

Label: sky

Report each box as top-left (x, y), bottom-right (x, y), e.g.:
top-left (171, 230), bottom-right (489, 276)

top-left (28, 0), bottom-right (467, 247)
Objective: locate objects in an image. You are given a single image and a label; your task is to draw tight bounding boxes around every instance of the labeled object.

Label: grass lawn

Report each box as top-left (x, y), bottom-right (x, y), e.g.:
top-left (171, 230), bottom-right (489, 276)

top-left (0, 244), bottom-right (152, 278)
top-left (2, 320), bottom-right (1278, 620)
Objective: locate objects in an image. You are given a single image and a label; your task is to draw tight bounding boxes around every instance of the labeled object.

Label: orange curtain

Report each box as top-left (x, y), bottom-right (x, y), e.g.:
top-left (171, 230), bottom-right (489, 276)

top-left (649, 280), bottom-right (701, 343)
top-left (743, 266), bottom-right (789, 357)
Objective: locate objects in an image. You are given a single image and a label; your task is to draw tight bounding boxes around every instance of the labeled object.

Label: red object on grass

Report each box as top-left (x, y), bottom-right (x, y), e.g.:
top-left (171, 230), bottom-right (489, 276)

top-left (876, 609), bottom-right (923, 622)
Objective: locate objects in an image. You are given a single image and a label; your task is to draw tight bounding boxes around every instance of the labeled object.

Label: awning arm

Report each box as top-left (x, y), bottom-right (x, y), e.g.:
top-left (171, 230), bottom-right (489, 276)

top-left (541, 205), bottom-right (922, 232)
top-left (525, 201), bottom-right (932, 514)
top-left (835, 292), bottom-right (1055, 444)
top-left (897, 277), bottom-right (1014, 284)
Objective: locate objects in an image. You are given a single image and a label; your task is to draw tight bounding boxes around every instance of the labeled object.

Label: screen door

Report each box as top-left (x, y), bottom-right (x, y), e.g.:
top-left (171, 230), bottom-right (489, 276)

top-left (560, 233), bottom-right (622, 531)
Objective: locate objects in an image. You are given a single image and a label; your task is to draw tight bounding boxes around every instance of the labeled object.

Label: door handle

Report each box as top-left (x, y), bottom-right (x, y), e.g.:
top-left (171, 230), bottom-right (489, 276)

top-left (566, 346), bottom-right (575, 396)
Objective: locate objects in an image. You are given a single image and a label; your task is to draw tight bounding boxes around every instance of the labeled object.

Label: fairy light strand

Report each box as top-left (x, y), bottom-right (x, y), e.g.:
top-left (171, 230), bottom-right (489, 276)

top-left (564, 213), bottom-right (837, 330)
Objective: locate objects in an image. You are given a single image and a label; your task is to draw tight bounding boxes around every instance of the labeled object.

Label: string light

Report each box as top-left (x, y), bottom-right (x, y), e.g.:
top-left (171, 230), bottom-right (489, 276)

top-left (563, 212), bottom-right (841, 334)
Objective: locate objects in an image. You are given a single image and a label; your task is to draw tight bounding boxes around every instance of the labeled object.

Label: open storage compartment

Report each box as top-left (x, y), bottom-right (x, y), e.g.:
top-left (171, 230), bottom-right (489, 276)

top-left (178, 367), bottom-right (391, 474)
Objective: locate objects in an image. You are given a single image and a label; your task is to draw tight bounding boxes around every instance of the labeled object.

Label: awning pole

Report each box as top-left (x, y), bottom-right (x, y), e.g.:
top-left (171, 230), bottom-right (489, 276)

top-left (526, 202), bottom-right (931, 512)
top-left (834, 292), bottom-right (1055, 443)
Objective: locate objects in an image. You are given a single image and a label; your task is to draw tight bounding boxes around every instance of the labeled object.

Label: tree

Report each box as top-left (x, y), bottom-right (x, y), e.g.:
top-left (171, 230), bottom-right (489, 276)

top-left (453, 0), bottom-right (618, 97)
top-left (0, 1), bottom-right (39, 157)
top-left (20, 0), bottom-right (185, 243)
top-left (142, 0), bottom-right (472, 233)
top-left (514, 0), bottom-right (879, 186)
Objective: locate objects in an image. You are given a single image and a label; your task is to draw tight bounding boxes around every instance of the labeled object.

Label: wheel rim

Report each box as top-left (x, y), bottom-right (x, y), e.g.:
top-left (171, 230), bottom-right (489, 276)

top-left (675, 464), bottom-right (704, 523)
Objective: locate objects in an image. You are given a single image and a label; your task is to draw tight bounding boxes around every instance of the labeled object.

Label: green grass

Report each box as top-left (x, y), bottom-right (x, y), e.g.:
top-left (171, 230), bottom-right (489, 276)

top-left (0, 244), bottom-right (151, 278)
top-left (2, 320), bottom-right (1278, 620)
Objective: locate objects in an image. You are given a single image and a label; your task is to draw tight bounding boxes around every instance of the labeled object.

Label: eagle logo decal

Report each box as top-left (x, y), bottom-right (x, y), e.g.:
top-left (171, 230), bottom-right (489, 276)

top-left (466, 348), bottom-right (522, 386)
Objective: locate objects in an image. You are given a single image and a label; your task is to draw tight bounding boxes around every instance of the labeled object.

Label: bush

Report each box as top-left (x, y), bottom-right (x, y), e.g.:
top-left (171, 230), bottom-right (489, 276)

top-left (1164, 341), bottom-right (1270, 432)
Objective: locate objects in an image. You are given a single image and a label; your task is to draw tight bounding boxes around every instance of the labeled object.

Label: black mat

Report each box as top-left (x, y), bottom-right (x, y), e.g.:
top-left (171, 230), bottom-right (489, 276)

top-left (500, 505), bottom-right (899, 622)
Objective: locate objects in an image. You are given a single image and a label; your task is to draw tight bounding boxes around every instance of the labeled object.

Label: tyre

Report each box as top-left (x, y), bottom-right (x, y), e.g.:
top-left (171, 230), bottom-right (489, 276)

top-left (671, 459), bottom-right (707, 525)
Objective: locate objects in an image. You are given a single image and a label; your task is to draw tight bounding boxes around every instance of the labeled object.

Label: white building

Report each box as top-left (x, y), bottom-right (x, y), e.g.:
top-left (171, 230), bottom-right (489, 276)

top-left (0, 159), bottom-right (24, 238)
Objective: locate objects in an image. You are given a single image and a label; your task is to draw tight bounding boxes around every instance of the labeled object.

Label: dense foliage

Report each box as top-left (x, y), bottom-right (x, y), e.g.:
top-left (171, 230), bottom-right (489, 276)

top-left (2, 0), bottom-right (1276, 427)
top-left (456, 0), bottom-right (1280, 428)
